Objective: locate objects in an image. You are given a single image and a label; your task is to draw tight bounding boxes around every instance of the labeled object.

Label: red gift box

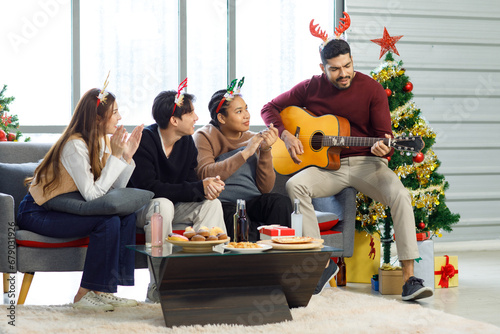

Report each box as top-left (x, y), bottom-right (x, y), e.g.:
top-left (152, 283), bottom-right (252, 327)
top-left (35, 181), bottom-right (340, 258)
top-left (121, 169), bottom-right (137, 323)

top-left (259, 225), bottom-right (295, 240)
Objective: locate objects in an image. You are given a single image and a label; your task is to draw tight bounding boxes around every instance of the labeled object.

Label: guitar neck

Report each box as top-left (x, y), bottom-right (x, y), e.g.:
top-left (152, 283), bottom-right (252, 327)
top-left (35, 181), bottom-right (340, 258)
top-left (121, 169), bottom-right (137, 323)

top-left (323, 136), bottom-right (390, 148)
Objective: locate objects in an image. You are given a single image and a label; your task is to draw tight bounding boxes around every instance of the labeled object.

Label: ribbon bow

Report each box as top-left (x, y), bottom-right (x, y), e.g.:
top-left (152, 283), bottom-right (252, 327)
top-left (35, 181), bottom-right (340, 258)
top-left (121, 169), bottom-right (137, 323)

top-left (435, 255), bottom-right (458, 288)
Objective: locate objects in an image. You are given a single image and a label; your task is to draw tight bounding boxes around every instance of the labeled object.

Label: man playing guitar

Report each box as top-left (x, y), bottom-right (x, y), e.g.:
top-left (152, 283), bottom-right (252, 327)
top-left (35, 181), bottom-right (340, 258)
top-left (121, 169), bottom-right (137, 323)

top-left (261, 14), bottom-right (433, 301)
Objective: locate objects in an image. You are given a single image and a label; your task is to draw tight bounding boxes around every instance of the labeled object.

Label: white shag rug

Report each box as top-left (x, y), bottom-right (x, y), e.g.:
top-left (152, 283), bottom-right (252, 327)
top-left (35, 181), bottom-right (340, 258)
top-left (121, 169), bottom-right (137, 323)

top-left (2, 288), bottom-right (499, 334)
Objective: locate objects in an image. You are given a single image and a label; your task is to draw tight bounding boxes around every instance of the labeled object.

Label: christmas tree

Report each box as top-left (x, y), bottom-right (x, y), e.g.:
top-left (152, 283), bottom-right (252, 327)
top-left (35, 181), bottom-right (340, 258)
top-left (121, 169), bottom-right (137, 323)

top-left (355, 30), bottom-right (460, 266)
top-left (0, 85), bottom-right (30, 142)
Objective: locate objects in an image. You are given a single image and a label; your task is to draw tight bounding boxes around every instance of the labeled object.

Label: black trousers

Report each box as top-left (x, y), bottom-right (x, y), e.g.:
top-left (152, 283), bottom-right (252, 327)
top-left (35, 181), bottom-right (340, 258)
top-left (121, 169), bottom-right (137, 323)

top-left (222, 193), bottom-right (293, 242)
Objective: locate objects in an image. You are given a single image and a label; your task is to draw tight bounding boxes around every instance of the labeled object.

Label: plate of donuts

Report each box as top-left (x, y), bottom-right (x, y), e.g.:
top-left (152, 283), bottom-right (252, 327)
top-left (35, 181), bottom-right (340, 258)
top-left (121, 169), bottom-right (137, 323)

top-left (166, 238), bottom-right (230, 253)
top-left (165, 226), bottom-right (230, 253)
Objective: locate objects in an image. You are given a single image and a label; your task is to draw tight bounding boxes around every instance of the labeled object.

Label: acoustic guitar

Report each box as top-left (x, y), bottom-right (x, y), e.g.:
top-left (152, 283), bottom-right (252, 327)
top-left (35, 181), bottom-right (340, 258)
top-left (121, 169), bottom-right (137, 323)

top-left (272, 106), bottom-right (425, 175)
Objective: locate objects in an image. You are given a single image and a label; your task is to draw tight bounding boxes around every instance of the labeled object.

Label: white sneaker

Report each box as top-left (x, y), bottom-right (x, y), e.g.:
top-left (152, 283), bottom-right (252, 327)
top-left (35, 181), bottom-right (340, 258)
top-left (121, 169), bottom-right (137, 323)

top-left (73, 291), bottom-right (114, 311)
top-left (96, 292), bottom-right (138, 307)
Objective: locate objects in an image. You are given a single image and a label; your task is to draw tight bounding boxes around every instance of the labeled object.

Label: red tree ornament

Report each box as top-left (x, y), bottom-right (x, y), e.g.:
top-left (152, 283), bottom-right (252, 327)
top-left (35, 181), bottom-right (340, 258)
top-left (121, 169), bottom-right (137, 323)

top-left (0, 129), bottom-right (7, 141)
top-left (413, 152), bottom-right (424, 163)
top-left (403, 82), bottom-right (413, 92)
top-left (385, 88), bottom-right (392, 97)
top-left (370, 27), bottom-right (404, 59)
top-left (418, 222), bottom-right (426, 230)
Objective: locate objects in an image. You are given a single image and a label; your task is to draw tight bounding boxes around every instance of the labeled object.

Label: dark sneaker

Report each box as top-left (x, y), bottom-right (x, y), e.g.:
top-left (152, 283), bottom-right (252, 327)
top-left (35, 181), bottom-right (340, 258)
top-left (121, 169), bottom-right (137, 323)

top-left (146, 283), bottom-right (160, 303)
top-left (402, 276), bottom-right (433, 301)
top-left (313, 260), bottom-right (339, 295)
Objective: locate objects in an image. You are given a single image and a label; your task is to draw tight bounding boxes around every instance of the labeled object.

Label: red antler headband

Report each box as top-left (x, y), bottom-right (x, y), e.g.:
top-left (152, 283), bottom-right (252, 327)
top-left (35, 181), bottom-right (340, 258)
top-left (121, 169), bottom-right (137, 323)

top-left (215, 77), bottom-right (245, 114)
top-left (172, 77), bottom-right (188, 116)
top-left (310, 12), bottom-right (350, 50)
top-left (96, 71), bottom-right (111, 107)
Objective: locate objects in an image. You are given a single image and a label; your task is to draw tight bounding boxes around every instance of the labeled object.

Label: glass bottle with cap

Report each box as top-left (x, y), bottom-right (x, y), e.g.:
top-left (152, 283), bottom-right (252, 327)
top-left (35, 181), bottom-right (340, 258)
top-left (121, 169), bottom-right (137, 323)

top-left (151, 201), bottom-right (163, 247)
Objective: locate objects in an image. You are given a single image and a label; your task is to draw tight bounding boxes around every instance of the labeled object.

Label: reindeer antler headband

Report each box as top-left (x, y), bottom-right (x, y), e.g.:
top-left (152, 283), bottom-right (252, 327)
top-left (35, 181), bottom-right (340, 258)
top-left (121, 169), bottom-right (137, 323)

top-left (172, 77), bottom-right (188, 116)
top-left (96, 71), bottom-right (111, 107)
top-left (215, 77), bottom-right (245, 114)
top-left (310, 12), bottom-right (350, 50)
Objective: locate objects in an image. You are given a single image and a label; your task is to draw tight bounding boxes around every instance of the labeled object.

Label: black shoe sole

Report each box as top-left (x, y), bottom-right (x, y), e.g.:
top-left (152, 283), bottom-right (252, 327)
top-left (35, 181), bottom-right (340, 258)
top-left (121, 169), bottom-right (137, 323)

top-left (402, 287), bottom-right (434, 301)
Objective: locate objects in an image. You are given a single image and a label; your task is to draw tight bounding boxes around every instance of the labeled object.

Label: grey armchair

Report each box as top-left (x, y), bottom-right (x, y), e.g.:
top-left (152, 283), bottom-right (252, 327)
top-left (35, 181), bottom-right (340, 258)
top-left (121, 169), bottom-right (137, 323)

top-left (0, 142), bottom-right (147, 304)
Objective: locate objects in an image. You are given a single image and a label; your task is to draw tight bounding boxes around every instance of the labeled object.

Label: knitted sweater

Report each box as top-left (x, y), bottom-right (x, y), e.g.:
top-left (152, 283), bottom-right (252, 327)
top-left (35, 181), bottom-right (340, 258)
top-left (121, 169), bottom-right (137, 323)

top-left (261, 71), bottom-right (393, 158)
top-left (193, 124), bottom-right (275, 202)
top-left (128, 124), bottom-right (205, 203)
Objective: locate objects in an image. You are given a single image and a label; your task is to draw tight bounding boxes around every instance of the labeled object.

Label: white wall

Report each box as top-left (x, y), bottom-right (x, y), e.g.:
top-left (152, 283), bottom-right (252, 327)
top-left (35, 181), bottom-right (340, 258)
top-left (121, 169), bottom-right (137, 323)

top-left (347, 0), bottom-right (500, 242)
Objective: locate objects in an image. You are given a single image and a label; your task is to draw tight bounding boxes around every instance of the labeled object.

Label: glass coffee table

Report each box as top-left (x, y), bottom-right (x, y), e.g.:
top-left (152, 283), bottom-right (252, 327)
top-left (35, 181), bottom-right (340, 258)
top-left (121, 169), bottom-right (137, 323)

top-left (127, 244), bottom-right (341, 327)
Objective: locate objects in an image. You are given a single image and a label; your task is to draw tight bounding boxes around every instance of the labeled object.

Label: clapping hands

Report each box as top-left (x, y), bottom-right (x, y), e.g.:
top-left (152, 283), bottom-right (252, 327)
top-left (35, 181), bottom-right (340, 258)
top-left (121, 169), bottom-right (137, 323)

top-left (259, 123), bottom-right (278, 151)
top-left (110, 124), bottom-right (144, 163)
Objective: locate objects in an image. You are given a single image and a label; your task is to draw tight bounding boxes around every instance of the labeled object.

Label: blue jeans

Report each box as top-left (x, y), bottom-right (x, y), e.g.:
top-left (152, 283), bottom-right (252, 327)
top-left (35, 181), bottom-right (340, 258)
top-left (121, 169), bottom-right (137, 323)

top-left (17, 193), bottom-right (135, 293)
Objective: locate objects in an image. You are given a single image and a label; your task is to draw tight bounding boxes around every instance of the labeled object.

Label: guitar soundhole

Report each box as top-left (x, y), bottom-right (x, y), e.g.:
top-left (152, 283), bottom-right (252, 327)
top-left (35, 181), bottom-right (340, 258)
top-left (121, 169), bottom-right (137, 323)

top-left (311, 132), bottom-right (323, 151)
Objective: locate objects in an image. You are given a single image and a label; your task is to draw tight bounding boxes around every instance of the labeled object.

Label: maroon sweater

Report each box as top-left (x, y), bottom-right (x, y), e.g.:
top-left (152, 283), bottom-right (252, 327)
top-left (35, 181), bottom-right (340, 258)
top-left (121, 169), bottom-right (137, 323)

top-left (261, 72), bottom-right (393, 158)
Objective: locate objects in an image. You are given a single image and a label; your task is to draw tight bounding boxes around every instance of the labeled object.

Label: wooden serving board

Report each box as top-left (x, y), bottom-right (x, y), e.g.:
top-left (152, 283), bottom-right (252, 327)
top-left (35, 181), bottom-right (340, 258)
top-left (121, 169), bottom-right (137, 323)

top-left (258, 239), bottom-right (324, 250)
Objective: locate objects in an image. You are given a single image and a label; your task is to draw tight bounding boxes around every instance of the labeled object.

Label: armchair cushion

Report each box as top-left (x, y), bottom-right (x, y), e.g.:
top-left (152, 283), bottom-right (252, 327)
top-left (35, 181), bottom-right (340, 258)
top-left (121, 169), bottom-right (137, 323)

top-left (0, 162), bottom-right (38, 214)
top-left (43, 188), bottom-right (154, 216)
top-left (316, 211), bottom-right (339, 231)
top-left (312, 196), bottom-right (344, 221)
top-left (16, 230), bottom-right (89, 248)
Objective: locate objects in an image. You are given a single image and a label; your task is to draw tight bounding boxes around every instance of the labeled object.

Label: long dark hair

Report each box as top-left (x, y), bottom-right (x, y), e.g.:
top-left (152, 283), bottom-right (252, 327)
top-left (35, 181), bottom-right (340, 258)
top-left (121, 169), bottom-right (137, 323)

top-left (27, 88), bottom-right (116, 194)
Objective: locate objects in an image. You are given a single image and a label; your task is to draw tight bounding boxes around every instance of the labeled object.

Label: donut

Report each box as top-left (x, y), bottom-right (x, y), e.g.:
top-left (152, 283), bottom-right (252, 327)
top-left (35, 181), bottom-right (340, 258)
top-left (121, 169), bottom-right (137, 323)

top-left (197, 228), bottom-right (210, 237)
top-left (210, 226), bottom-right (224, 236)
top-left (191, 234), bottom-right (206, 241)
top-left (207, 235), bottom-right (218, 241)
top-left (216, 233), bottom-right (228, 240)
top-left (183, 230), bottom-right (196, 239)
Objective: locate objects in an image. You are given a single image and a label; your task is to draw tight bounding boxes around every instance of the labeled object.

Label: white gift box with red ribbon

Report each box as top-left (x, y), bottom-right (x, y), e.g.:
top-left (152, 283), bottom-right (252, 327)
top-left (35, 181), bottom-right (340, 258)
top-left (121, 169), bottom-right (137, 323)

top-left (258, 225), bottom-right (295, 240)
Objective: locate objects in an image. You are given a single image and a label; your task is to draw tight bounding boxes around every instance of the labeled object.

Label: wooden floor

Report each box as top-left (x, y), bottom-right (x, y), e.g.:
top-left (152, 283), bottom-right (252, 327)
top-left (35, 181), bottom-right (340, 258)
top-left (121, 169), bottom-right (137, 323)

top-left (3, 240), bottom-right (500, 329)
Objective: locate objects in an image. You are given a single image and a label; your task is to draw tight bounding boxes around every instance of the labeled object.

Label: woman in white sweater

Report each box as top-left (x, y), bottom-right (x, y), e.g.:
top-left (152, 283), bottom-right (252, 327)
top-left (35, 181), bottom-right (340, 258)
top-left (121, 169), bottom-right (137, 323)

top-left (17, 86), bottom-right (143, 311)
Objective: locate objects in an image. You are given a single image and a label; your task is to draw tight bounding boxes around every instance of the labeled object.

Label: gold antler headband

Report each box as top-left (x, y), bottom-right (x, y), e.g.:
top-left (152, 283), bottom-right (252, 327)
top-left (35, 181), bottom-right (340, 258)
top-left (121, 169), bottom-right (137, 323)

top-left (96, 71), bottom-right (111, 107)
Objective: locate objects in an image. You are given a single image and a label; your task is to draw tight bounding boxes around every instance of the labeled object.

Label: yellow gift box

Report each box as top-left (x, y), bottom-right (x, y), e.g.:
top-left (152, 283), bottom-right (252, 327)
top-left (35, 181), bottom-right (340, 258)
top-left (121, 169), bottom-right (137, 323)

top-left (345, 231), bottom-right (380, 283)
top-left (434, 255), bottom-right (458, 288)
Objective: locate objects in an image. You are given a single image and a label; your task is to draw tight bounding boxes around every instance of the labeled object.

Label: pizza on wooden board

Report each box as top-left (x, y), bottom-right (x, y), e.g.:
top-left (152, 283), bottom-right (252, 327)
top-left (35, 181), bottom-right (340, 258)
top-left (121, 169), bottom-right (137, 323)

top-left (272, 236), bottom-right (315, 244)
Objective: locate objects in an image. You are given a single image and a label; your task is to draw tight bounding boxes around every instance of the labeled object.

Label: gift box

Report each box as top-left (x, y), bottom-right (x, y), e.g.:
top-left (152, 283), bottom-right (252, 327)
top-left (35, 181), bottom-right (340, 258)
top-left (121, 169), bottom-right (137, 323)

top-left (259, 225), bottom-right (295, 240)
top-left (416, 231), bottom-right (431, 241)
top-left (434, 255), bottom-right (458, 288)
top-left (378, 267), bottom-right (404, 295)
top-left (371, 275), bottom-right (379, 291)
top-left (413, 239), bottom-right (434, 290)
top-left (344, 231), bottom-right (381, 283)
